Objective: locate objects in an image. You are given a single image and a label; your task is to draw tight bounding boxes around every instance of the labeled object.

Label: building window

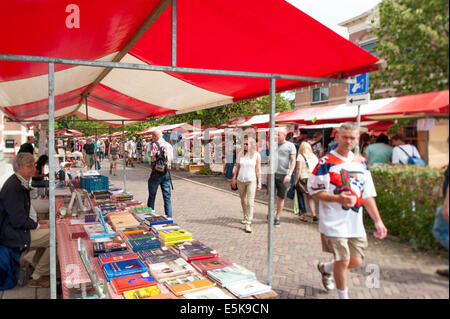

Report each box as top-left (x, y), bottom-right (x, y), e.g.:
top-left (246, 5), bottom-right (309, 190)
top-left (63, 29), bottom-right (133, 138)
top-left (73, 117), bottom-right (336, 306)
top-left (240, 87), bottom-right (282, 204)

top-left (360, 38), bottom-right (378, 57)
top-left (312, 86), bottom-right (329, 103)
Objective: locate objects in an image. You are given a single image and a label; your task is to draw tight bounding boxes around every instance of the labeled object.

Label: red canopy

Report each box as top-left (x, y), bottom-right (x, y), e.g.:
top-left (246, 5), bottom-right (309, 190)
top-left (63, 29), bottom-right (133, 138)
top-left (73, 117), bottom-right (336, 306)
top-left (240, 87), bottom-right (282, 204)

top-left (0, 0), bottom-right (379, 125)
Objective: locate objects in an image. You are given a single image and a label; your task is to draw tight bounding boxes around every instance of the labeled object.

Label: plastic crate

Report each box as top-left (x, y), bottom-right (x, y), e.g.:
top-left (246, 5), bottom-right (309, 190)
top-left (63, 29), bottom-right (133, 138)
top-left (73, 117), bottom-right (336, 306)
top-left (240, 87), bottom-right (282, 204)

top-left (80, 175), bottom-right (109, 192)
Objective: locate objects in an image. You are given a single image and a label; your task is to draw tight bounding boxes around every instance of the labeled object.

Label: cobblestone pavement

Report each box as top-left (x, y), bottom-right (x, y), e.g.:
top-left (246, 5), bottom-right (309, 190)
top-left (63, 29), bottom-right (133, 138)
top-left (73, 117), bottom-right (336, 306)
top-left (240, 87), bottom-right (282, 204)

top-left (1, 160), bottom-right (448, 299)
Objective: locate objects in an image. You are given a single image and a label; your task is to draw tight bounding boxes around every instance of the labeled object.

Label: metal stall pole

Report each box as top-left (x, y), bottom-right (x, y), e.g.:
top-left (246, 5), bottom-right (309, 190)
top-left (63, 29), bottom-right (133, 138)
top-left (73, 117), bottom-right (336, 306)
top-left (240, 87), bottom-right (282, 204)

top-left (355, 104), bottom-right (361, 154)
top-left (122, 121), bottom-right (126, 192)
top-left (171, 0), bottom-right (177, 68)
top-left (48, 62), bottom-right (57, 299)
top-left (267, 78), bottom-right (276, 286)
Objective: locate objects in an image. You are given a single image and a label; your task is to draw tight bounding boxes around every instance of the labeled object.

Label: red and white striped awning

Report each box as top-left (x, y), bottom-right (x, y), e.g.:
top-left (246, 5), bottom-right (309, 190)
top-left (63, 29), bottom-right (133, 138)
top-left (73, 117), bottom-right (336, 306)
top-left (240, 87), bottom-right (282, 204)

top-left (0, 0), bottom-right (380, 126)
top-left (137, 122), bottom-right (195, 134)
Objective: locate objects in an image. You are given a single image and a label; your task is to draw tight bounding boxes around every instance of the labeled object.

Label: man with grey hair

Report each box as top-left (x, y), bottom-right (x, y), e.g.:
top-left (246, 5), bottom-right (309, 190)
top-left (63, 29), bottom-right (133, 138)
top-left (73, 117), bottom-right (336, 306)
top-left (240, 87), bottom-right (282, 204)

top-left (0, 153), bottom-right (50, 288)
top-left (147, 129), bottom-right (174, 217)
top-left (308, 121), bottom-right (387, 299)
top-left (272, 127), bottom-right (297, 227)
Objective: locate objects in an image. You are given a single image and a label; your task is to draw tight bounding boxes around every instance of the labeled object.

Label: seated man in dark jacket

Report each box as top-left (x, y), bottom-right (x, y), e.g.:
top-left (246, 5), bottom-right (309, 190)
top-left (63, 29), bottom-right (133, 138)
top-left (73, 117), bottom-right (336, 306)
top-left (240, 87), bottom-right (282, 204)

top-left (0, 152), bottom-right (50, 289)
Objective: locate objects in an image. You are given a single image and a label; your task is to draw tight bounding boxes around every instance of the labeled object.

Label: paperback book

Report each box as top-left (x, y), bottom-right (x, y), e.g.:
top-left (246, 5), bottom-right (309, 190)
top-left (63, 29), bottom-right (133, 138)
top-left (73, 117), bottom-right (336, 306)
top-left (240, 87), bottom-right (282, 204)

top-left (93, 238), bottom-right (127, 257)
top-left (164, 274), bottom-right (216, 296)
top-left (206, 264), bottom-right (257, 287)
top-left (169, 240), bottom-right (218, 261)
top-left (151, 223), bottom-right (180, 235)
top-left (126, 236), bottom-right (162, 252)
top-left (103, 258), bottom-right (148, 282)
top-left (98, 252), bottom-right (139, 267)
top-left (138, 248), bottom-right (179, 265)
top-left (191, 257), bottom-right (233, 275)
top-left (157, 229), bottom-right (192, 246)
top-left (110, 273), bottom-right (157, 294)
top-left (83, 223), bottom-right (114, 240)
top-left (143, 215), bottom-right (174, 227)
top-left (148, 258), bottom-right (196, 282)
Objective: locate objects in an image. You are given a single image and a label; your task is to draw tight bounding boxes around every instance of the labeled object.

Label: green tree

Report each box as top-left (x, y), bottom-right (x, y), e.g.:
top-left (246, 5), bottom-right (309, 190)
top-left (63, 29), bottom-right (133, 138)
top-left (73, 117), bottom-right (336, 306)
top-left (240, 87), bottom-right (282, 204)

top-left (56, 114), bottom-right (115, 136)
top-left (370, 0), bottom-right (449, 97)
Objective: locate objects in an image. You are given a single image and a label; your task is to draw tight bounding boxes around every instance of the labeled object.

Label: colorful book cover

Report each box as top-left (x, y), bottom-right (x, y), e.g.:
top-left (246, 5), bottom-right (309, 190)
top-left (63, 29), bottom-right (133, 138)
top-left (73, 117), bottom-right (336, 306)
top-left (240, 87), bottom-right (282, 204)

top-left (148, 258), bottom-right (196, 282)
top-left (98, 252), bottom-right (139, 267)
top-left (110, 274), bottom-right (157, 294)
top-left (134, 207), bottom-right (155, 215)
top-left (207, 264), bottom-right (256, 287)
top-left (123, 285), bottom-right (162, 299)
top-left (164, 274), bottom-right (216, 296)
top-left (170, 240), bottom-right (218, 261)
top-left (97, 250), bottom-right (134, 259)
top-left (138, 248), bottom-right (178, 265)
top-left (120, 227), bottom-right (146, 237)
top-left (151, 223), bottom-right (180, 234)
top-left (191, 257), bottom-right (233, 275)
top-left (84, 223), bottom-right (114, 240)
top-left (158, 229), bottom-right (192, 244)
top-left (143, 215), bottom-right (173, 227)
top-left (127, 237), bottom-right (161, 252)
top-left (93, 238), bottom-right (127, 257)
top-left (183, 287), bottom-right (233, 299)
top-left (103, 258), bottom-right (148, 281)
top-left (126, 231), bottom-right (154, 241)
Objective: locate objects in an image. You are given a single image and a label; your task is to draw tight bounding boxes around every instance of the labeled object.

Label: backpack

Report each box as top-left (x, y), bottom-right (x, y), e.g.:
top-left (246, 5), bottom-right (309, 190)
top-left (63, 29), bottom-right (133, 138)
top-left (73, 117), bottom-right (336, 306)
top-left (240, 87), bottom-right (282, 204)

top-left (398, 146), bottom-right (425, 166)
top-left (152, 141), bottom-right (168, 174)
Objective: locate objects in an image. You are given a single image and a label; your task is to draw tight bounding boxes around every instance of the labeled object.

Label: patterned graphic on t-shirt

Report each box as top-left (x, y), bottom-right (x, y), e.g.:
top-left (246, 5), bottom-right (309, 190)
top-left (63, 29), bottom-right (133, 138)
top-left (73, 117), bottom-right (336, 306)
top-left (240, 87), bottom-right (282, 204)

top-left (330, 169), bottom-right (364, 212)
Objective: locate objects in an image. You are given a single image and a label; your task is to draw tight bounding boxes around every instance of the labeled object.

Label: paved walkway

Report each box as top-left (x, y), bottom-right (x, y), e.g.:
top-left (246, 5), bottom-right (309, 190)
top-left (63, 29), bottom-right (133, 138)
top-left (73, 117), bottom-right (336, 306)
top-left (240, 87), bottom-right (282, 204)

top-left (1, 159), bottom-right (448, 299)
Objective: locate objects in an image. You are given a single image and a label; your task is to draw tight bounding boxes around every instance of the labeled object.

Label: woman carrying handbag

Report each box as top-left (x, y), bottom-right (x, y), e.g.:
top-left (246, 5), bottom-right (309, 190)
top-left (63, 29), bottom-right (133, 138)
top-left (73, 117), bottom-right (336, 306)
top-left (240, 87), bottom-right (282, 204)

top-left (295, 142), bottom-right (319, 222)
top-left (231, 137), bottom-right (261, 233)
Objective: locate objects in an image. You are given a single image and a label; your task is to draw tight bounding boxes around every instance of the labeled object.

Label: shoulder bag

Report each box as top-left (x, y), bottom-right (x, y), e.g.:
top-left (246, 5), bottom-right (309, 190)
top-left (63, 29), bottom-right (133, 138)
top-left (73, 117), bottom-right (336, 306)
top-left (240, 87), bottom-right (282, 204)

top-left (296, 154), bottom-right (310, 195)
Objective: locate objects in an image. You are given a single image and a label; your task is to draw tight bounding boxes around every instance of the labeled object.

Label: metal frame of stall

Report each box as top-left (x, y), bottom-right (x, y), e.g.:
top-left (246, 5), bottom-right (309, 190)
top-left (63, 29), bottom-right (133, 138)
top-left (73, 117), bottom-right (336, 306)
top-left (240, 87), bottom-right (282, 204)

top-left (0, 0), bottom-right (355, 299)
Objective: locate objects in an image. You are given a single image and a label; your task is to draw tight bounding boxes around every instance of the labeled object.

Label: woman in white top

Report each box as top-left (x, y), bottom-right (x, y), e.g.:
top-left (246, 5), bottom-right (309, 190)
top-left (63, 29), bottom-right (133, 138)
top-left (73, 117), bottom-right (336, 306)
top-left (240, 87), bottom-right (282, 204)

top-left (391, 134), bottom-right (422, 164)
top-left (295, 141), bottom-right (319, 222)
top-left (232, 137), bottom-right (261, 233)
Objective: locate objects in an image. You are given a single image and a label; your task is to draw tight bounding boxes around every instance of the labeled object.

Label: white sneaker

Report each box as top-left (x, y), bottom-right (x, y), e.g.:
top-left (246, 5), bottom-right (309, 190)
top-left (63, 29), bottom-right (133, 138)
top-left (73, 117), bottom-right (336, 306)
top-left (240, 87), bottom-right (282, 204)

top-left (241, 220), bottom-right (247, 225)
top-left (245, 224), bottom-right (252, 233)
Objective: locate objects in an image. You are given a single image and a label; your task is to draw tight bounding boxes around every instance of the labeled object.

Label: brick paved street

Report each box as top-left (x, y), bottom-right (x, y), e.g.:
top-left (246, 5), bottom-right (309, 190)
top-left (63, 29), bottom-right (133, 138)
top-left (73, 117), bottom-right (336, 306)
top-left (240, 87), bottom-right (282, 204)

top-left (1, 159), bottom-right (448, 299)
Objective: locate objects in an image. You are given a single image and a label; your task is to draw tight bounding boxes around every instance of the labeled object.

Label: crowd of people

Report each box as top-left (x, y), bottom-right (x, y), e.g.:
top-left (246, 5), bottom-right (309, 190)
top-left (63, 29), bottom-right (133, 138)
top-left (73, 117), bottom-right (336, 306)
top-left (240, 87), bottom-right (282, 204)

top-left (0, 124), bottom-right (447, 299)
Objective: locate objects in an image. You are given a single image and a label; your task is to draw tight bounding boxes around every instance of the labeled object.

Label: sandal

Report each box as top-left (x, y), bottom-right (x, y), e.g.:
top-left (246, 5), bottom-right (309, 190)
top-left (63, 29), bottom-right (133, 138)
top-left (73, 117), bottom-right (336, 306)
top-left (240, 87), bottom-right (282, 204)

top-left (299, 215), bottom-right (308, 222)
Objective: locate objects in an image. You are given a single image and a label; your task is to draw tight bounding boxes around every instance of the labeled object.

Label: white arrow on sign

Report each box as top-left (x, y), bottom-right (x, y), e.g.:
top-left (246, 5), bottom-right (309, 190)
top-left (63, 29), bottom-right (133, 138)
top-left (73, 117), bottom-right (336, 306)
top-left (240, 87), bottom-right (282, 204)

top-left (346, 93), bottom-right (370, 106)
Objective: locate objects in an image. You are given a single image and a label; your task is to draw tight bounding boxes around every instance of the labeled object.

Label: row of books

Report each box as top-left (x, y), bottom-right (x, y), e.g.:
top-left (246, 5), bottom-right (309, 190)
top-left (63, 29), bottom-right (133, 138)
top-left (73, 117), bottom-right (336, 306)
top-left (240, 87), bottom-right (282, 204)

top-left (79, 187), bottom-right (271, 299)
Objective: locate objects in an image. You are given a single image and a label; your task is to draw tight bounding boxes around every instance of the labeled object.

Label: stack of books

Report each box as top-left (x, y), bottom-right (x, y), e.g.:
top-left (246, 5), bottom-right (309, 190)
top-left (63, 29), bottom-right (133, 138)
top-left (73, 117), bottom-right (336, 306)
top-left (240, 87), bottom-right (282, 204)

top-left (108, 211), bottom-right (141, 231)
top-left (206, 264), bottom-right (257, 288)
top-left (102, 258), bottom-right (148, 282)
top-left (120, 227), bottom-right (146, 238)
top-left (225, 280), bottom-right (272, 298)
top-left (150, 223), bottom-right (180, 235)
top-left (111, 193), bottom-right (133, 202)
top-left (110, 273), bottom-right (157, 295)
top-left (164, 273), bottom-right (216, 296)
top-left (143, 215), bottom-right (174, 229)
top-left (138, 248), bottom-right (179, 265)
top-left (126, 236), bottom-right (162, 252)
top-left (157, 229), bottom-right (192, 246)
top-left (190, 257), bottom-right (233, 276)
top-left (93, 237), bottom-right (128, 257)
top-left (92, 190), bottom-right (111, 200)
top-left (83, 223), bottom-right (115, 240)
top-left (133, 207), bottom-right (155, 215)
top-left (148, 258), bottom-right (197, 282)
top-left (169, 240), bottom-right (218, 262)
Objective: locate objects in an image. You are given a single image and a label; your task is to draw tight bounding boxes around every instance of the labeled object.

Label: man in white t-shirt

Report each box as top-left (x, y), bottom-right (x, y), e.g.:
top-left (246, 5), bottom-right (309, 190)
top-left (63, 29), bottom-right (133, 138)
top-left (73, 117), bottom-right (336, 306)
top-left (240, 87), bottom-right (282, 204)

top-left (308, 122), bottom-right (388, 299)
top-left (391, 134), bottom-right (422, 164)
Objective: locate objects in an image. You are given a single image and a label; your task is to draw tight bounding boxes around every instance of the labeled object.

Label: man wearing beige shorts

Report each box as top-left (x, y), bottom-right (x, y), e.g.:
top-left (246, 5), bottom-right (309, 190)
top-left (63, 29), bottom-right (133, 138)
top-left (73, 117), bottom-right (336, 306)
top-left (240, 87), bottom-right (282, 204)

top-left (307, 122), bottom-right (388, 299)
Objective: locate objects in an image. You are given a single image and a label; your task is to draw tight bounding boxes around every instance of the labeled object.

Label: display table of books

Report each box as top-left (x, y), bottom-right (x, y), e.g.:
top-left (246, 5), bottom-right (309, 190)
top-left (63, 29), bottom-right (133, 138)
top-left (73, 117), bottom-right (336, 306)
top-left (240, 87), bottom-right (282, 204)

top-left (54, 171), bottom-right (277, 299)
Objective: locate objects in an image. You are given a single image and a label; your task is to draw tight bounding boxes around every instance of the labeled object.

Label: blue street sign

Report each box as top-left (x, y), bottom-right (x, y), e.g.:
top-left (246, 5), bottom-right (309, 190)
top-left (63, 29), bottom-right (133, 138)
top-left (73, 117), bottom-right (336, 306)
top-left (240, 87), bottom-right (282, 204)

top-left (348, 73), bottom-right (369, 95)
